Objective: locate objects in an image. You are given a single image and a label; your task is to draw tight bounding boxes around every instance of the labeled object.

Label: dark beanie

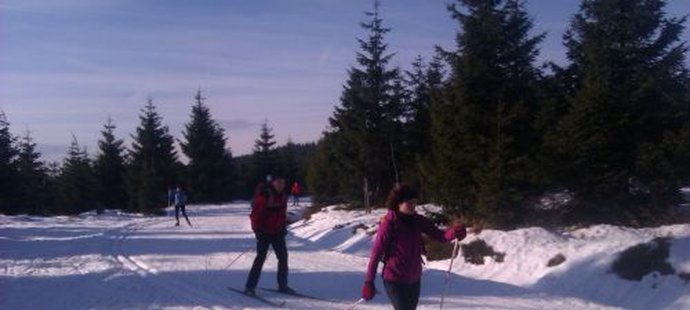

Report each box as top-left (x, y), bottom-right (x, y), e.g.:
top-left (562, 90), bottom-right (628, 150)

top-left (398, 184), bottom-right (418, 202)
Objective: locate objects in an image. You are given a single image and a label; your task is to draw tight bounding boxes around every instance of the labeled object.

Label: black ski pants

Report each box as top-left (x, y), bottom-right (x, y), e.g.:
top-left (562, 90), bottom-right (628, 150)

top-left (384, 280), bottom-right (421, 310)
top-left (175, 204), bottom-right (190, 224)
top-left (245, 232), bottom-right (289, 289)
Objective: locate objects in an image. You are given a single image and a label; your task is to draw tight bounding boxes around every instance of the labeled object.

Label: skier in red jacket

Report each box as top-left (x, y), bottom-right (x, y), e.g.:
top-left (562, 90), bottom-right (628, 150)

top-left (245, 176), bottom-right (294, 296)
top-left (290, 181), bottom-right (301, 206)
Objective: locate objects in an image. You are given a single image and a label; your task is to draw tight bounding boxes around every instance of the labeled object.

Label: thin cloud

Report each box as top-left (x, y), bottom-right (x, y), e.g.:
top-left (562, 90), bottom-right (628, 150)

top-left (218, 119), bottom-right (257, 132)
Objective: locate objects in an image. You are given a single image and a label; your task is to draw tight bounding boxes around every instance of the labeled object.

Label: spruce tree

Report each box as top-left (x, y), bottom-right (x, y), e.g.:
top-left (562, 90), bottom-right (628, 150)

top-left (279, 139), bottom-right (299, 185)
top-left (546, 0), bottom-right (689, 224)
top-left (180, 90), bottom-right (235, 203)
top-left (0, 111), bottom-right (18, 214)
top-left (55, 136), bottom-right (96, 215)
top-left (403, 55), bottom-right (445, 194)
top-left (306, 134), bottom-right (343, 204)
top-left (253, 119), bottom-right (277, 183)
top-left (14, 131), bottom-right (50, 215)
top-left (94, 116), bottom-right (127, 210)
top-left (127, 98), bottom-right (179, 214)
top-left (429, 0), bottom-right (544, 224)
top-left (315, 0), bottom-right (404, 204)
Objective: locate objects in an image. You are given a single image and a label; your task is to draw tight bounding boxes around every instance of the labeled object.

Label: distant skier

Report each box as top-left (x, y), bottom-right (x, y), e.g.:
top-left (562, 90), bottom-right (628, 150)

top-left (245, 176), bottom-right (294, 296)
top-left (361, 183), bottom-right (467, 310)
top-left (290, 181), bottom-right (301, 206)
top-left (171, 186), bottom-right (192, 227)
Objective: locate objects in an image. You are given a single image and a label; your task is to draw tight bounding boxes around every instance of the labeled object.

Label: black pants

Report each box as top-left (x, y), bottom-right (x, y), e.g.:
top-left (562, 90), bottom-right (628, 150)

top-left (175, 204), bottom-right (190, 224)
top-left (384, 280), bottom-right (421, 310)
top-left (245, 233), bottom-right (289, 289)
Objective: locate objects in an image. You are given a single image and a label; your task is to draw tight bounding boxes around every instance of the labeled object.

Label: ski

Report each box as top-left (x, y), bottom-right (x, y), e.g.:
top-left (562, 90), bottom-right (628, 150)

top-left (258, 287), bottom-right (333, 302)
top-left (226, 286), bottom-right (286, 307)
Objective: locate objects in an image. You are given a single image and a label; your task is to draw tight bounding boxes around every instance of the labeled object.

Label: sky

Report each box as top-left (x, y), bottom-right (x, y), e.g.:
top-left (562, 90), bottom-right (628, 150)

top-left (1, 0), bottom-right (689, 162)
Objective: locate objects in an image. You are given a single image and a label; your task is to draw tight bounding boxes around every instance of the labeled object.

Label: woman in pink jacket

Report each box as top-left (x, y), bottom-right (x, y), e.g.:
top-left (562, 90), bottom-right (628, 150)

top-left (361, 183), bottom-right (466, 310)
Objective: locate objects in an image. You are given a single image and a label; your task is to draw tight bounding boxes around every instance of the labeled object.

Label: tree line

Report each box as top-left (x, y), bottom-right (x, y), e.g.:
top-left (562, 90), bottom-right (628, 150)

top-left (307, 0), bottom-right (690, 227)
top-left (1, 0), bottom-right (688, 227)
top-left (0, 90), bottom-right (314, 215)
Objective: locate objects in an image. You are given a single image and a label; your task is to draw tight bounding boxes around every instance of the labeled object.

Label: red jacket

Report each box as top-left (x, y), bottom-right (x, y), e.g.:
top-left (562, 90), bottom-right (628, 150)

top-left (250, 184), bottom-right (288, 235)
top-left (291, 182), bottom-right (301, 196)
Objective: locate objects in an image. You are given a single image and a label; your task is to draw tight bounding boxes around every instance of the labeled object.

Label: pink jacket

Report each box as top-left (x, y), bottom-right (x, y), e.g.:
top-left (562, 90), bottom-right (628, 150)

top-left (365, 210), bottom-right (465, 284)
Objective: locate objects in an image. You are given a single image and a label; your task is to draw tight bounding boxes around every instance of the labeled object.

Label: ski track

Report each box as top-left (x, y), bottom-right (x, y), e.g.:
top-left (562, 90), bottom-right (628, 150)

top-left (105, 208), bottom-right (338, 310)
top-left (108, 217), bottom-right (252, 310)
top-left (2, 203), bottom-right (688, 309)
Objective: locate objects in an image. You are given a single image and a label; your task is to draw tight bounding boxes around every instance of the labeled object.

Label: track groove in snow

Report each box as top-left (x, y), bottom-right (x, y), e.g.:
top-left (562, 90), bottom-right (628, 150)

top-left (2, 203), bottom-right (688, 309)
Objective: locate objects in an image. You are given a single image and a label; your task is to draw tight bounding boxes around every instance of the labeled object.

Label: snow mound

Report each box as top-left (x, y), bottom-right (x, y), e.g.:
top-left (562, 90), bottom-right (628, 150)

top-left (2, 202), bottom-right (688, 310)
top-left (292, 204), bottom-right (690, 310)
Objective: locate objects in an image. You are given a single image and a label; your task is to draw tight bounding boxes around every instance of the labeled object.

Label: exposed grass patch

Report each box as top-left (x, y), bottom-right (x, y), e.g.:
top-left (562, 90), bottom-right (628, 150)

top-left (461, 239), bottom-right (505, 265)
top-left (352, 223), bottom-right (368, 234)
top-left (301, 205), bottom-right (326, 221)
top-left (611, 237), bottom-right (675, 281)
top-left (547, 253), bottom-right (566, 267)
top-left (423, 236), bottom-right (457, 262)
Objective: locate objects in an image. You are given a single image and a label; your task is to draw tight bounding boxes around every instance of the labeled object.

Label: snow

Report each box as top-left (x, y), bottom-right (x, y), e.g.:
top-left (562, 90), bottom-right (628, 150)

top-left (1, 202), bottom-right (689, 309)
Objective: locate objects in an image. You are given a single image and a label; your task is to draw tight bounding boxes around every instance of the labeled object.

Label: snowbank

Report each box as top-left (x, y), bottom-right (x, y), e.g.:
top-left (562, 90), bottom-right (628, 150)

top-left (1, 202), bottom-right (688, 310)
top-left (290, 204), bottom-right (690, 310)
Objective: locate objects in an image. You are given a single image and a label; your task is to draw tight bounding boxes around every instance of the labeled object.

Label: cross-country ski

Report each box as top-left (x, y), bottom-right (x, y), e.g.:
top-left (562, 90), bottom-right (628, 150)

top-left (226, 286), bottom-right (286, 308)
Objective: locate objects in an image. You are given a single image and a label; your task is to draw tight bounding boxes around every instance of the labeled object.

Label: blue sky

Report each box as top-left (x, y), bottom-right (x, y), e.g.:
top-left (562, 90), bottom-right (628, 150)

top-left (1, 0), bottom-right (688, 162)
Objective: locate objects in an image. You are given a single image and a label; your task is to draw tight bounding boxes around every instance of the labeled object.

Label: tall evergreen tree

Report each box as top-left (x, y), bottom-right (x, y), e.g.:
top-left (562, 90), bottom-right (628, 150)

top-left (14, 131), bottom-right (50, 215)
top-left (313, 0), bottom-right (404, 204)
top-left (253, 119), bottom-right (277, 183)
top-left (0, 110), bottom-right (18, 214)
top-left (403, 55), bottom-right (445, 195)
top-left (279, 138), bottom-right (299, 185)
top-left (306, 134), bottom-right (344, 204)
top-left (94, 116), bottom-right (127, 210)
top-left (180, 90), bottom-right (235, 203)
top-left (428, 0), bottom-right (544, 224)
top-left (127, 98), bottom-right (180, 214)
top-left (545, 0), bottom-right (689, 224)
top-left (55, 135), bottom-right (96, 215)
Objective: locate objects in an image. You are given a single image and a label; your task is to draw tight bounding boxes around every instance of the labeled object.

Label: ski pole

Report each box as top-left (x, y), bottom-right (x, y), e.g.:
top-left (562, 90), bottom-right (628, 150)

top-left (347, 298), bottom-right (366, 310)
top-left (223, 246), bottom-right (253, 271)
top-left (440, 238), bottom-right (460, 310)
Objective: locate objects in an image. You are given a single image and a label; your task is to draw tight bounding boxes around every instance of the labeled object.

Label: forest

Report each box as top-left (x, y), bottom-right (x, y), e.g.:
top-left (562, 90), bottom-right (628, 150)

top-left (1, 0), bottom-right (689, 228)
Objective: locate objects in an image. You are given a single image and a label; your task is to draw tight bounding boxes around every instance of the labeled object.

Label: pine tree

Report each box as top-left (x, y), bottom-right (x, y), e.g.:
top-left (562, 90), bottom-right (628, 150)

top-left (306, 134), bottom-right (343, 204)
top-left (314, 0), bottom-right (404, 204)
top-left (428, 0), bottom-right (544, 224)
top-left (546, 0), bottom-right (689, 224)
top-left (127, 98), bottom-right (180, 214)
top-left (403, 55), bottom-right (445, 194)
top-left (14, 131), bottom-right (50, 215)
top-left (94, 116), bottom-right (127, 210)
top-left (253, 119), bottom-right (277, 183)
top-left (55, 135), bottom-right (96, 215)
top-left (279, 138), bottom-right (299, 185)
top-left (0, 110), bottom-right (18, 214)
top-left (180, 90), bottom-right (235, 203)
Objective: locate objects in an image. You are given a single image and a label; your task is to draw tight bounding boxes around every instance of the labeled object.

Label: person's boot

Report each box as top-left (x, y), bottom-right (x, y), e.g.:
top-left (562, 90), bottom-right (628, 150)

top-left (244, 287), bottom-right (256, 297)
top-left (279, 286), bottom-right (295, 294)
top-left (175, 221), bottom-right (180, 226)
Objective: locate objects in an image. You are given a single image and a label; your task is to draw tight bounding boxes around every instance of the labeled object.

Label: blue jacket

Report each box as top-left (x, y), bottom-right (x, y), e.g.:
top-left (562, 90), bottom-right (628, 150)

top-left (172, 191), bottom-right (186, 206)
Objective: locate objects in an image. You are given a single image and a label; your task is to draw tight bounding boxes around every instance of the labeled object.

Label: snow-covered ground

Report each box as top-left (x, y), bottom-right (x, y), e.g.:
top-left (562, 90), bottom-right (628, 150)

top-left (1, 202), bottom-right (688, 309)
